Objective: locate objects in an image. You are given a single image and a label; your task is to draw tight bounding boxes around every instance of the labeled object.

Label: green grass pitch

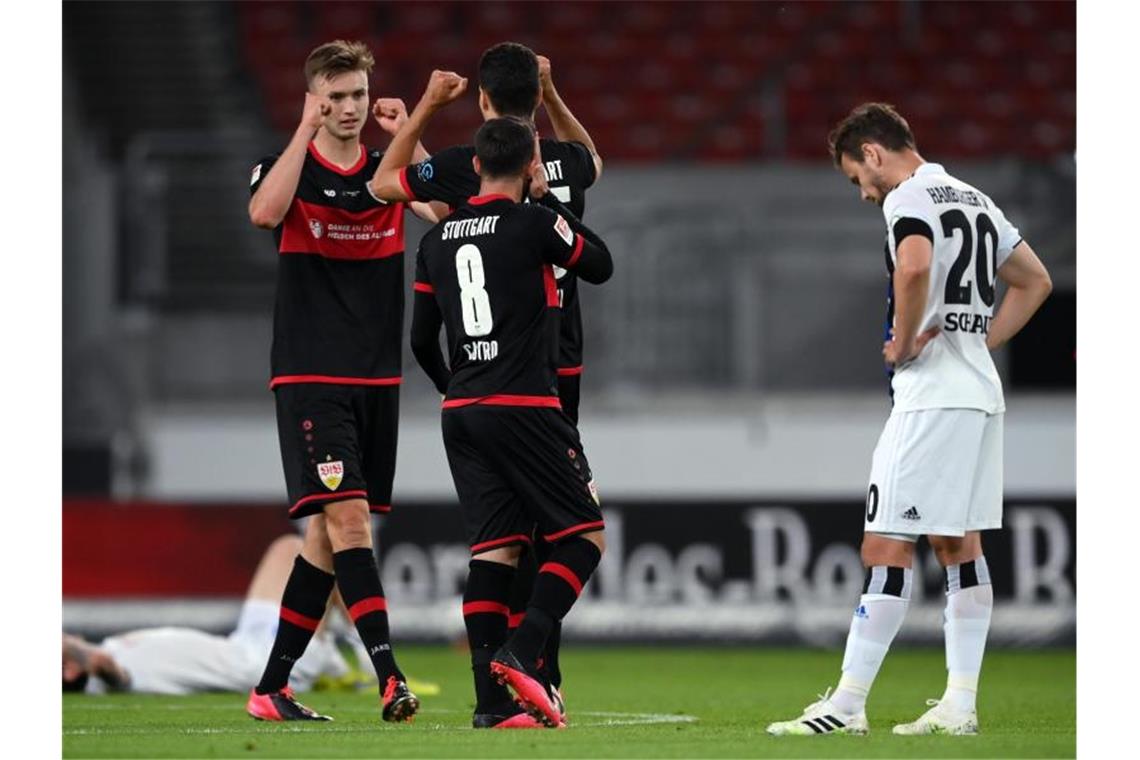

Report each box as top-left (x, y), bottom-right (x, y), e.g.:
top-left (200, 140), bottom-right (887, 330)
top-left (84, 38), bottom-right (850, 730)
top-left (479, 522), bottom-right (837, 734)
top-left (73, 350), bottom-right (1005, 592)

top-left (63, 646), bottom-right (1074, 758)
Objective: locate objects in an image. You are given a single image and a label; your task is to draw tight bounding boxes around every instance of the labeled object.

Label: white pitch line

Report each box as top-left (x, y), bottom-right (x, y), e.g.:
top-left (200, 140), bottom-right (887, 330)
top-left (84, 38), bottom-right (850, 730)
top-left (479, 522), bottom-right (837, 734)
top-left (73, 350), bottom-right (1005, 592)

top-left (63, 710), bottom-right (697, 736)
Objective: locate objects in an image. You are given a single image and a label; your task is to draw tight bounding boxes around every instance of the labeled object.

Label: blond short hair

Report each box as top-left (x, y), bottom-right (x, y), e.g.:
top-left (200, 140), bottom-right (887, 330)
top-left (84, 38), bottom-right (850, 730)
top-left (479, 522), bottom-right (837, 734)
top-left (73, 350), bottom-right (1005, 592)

top-left (304, 40), bottom-right (375, 88)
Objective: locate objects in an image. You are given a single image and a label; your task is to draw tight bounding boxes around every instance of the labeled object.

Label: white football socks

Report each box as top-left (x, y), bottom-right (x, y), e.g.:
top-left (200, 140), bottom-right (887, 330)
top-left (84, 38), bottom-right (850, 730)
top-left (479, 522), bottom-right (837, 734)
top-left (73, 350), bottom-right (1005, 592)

top-left (942, 556), bottom-right (993, 713)
top-left (833, 566), bottom-right (912, 715)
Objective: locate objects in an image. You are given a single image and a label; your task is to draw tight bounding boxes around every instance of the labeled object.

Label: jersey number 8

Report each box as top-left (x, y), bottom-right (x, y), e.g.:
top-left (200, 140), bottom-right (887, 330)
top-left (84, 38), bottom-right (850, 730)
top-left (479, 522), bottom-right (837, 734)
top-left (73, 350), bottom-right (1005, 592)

top-left (456, 244), bottom-right (494, 337)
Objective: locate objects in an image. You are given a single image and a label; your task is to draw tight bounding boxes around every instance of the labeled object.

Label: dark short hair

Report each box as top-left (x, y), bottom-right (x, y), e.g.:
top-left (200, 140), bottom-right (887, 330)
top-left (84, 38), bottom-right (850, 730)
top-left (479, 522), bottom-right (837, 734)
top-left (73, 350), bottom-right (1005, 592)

top-left (474, 117), bottom-right (536, 179)
top-left (304, 40), bottom-right (375, 88)
top-left (828, 103), bottom-right (916, 165)
top-left (478, 42), bottom-right (540, 117)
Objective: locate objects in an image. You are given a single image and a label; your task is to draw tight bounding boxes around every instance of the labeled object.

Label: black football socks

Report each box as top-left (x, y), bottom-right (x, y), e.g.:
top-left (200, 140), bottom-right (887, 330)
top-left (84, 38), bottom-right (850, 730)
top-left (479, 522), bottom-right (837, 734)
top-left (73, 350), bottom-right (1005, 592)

top-left (532, 538), bottom-right (563, 687)
top-left (255, 555), bottom-right (336, 694)
top-left (464, 559), bottom-right (517, 709)
top-left (509, 537), bottom-right (601, 667)
top-left (333, 547), bottom-right (404, 685)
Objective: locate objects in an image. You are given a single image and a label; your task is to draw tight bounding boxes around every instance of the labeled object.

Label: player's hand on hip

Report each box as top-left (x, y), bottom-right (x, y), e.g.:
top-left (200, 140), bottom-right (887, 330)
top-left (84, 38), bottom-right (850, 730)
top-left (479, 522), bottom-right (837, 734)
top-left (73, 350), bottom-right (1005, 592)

top-left (373, 98), bottom-right (408, 135)
top-left (302, 92), bottom-right (332, 133)
top-left (913, 325), bottom-right (941, 354)
top-left (883, 326), bottom-right (940, 369)
top-left (422, 70), bottom-right (468, 109)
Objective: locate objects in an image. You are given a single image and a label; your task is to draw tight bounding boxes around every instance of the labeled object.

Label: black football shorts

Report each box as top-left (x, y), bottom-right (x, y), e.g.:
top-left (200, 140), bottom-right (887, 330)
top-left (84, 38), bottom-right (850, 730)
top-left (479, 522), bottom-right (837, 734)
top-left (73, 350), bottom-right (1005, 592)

top-left (441, 405), bottom-right (603, 554)
top-left (274, 383), bottom-right (399, 519)
top-left (556, 373), bottom-right (582, 425)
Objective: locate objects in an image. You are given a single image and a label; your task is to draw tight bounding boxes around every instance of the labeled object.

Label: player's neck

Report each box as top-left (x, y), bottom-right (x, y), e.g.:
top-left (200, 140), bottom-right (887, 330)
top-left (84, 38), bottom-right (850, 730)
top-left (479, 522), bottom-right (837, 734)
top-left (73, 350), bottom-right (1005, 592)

top-left (477, 178), bottom-right (524, 203)
top-left (890, 150), bottom-right (926, 185)
top-left (311, 131), bottom-right (362, 169)
top-left (482, 107), bottom-right (536, 126)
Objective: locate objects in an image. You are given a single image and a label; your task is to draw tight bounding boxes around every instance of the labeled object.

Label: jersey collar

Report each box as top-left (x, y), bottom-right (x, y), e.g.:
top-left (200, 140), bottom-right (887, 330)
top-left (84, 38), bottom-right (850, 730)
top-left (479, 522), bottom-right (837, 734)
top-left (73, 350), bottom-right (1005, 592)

top-left (468, 193), bottom-right (514, 205)
top-left (888, 162), bottom-right (945, 199)
top-left (308, 142), bottom-right (367, 176)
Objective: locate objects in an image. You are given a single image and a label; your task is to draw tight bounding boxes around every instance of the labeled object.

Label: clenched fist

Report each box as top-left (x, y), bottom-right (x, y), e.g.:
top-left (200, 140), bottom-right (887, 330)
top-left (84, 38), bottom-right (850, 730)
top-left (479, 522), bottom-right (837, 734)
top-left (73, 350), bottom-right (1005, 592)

top-left (421, 70), bottom-right (468, 109)
top-left (373, 98), bottom-right (408, 135)
top-left (302, 92), bottom-right (332, 132)
top-left (537, 55), bottom-right (554, 97)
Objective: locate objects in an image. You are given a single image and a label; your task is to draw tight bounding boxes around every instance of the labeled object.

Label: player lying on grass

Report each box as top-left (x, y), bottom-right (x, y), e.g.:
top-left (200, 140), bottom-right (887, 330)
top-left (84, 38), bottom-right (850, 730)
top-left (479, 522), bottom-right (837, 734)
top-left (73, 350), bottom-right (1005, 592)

top-left (371, 40), bottom-right (603, 726)
top-left (410, 115), bottom-right (612, 728)
top-left (63, 535), bottom-right (349, 696)
top-left (767, 103), bottom-right (1052, 737)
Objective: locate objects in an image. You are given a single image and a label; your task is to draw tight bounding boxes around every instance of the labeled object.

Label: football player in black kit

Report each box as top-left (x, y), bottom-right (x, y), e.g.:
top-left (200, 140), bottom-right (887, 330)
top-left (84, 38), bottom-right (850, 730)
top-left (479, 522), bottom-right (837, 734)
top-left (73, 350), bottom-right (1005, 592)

top-left (370, 41), bottom-right (601, 716)
top-left (410, 117), bottom-right (612, 728)
top-left (244, 40), bottom-right (449, 724)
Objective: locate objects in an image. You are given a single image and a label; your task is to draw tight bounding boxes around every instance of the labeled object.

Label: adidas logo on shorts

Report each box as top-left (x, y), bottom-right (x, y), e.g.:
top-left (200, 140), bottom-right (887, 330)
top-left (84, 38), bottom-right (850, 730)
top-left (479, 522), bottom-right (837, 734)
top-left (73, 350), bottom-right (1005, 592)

top-left (902, 506), bottom-right (921, 521)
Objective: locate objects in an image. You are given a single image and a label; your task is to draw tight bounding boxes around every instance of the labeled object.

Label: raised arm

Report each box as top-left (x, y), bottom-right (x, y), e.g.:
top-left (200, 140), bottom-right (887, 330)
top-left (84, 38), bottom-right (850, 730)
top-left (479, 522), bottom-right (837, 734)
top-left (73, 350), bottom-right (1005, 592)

top-left (249, 93), bottom-right (329, 228)
top-left (529, 159), bottom-right (611, 284)
top-left (372, 97), bottom-right (431, 163)
top-left (369, 70), bottom-right (468, 202)
top-left (986, 241), bottom-right (1052, 350)
top-left (538, 55), bottom-right (602, 181)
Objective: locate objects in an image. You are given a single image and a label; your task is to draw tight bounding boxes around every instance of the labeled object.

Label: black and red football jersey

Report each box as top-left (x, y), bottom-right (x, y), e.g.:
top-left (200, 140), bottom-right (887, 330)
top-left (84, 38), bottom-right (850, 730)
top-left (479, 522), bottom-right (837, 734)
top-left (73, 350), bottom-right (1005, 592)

top-left (250, 143), bottom-right (407, 389)
top-left (399, 138), bottom-right (596, 374)
top-left (411, 194), bottom-right (611, 408)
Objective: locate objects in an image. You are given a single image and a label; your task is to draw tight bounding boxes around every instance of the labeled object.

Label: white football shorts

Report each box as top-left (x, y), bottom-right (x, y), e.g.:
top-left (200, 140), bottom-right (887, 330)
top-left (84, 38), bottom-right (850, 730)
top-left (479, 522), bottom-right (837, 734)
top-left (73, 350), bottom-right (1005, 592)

top-left (864, 408), bottom-right (1003, 539)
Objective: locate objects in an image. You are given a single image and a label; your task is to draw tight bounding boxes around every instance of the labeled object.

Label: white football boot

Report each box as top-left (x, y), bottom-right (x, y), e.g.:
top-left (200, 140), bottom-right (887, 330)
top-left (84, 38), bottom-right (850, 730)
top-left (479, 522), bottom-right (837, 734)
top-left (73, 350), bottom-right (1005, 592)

top-left (766, 688), bottom-right (869, 736)
top-left (892, 698), bottom-right (979, 735)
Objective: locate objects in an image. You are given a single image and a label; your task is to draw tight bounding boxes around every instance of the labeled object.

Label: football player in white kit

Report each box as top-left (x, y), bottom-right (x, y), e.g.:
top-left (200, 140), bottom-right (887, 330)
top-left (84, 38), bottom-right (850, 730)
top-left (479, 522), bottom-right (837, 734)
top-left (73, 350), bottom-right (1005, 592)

top-left (767, 103), bottom-right (1053, 737)
top-left (63, 535), bottom-right (349, 697)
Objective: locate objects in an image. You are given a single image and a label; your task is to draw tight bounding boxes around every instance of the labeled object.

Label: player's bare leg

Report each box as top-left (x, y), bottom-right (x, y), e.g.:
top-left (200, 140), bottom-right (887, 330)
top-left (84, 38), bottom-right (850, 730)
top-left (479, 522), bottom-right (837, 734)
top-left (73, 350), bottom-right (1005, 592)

top-left (464, 544), bottom-right (543, 729)
top-left (247, 519), bottom-right (337, 721)
top-left (768, 533), bottom-right (914, 736)
top-left (894, 531), bottom-right (988, 735)
top-left (244, 535), bottom-right (307, 601)
top-left (492, 530), bottom-right (605, 727)
top-left (323, 498), bottom-right (418, 722)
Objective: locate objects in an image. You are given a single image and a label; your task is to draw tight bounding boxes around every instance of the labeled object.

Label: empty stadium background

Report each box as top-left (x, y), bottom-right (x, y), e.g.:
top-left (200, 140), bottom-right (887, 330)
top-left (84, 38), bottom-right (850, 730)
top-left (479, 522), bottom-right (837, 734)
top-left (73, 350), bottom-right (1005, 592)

top-left (62, 1), bottom-right (1075, 646)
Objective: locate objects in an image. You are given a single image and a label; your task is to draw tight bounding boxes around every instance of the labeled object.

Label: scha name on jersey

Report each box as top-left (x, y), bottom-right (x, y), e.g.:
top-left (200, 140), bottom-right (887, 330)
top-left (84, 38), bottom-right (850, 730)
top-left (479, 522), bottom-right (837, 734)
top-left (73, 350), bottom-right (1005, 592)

top-left (945, 312), bottom-right (994, 334)
top-left (924, 185), bottom-right (989, 209)
top-left (442, 215), bottom-right (500, 241)
top-left (464, 340), bottom-right (499, 361)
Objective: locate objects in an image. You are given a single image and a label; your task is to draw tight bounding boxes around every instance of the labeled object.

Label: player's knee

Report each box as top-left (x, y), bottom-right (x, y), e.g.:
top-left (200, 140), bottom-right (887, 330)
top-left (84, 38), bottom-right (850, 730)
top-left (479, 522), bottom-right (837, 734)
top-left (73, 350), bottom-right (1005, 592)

top-left (860, 535), bottom-right (912, 568)
top-left (267, 534), bottom-right (303, 561)
top-left (930, 534), bottom-right (979, 566)
top-left (323, 501), bottom-right (372, 549)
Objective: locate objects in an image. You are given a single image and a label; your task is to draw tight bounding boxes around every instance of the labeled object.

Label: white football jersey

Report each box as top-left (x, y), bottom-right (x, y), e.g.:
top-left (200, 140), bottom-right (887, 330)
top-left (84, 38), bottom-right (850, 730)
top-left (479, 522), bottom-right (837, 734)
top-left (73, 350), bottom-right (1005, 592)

top-left (84, 624), bottom-right (347, 695)
top-left (882, 163), bottom-right (1022, 414)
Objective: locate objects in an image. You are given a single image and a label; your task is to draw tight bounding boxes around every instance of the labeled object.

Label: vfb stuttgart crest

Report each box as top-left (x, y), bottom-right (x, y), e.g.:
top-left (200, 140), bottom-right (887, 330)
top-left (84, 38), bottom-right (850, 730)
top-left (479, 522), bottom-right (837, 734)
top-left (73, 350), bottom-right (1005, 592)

top-left (310, 219), bottom-right (324, 239)
top-left (317, 460), bottom-right (343, 490)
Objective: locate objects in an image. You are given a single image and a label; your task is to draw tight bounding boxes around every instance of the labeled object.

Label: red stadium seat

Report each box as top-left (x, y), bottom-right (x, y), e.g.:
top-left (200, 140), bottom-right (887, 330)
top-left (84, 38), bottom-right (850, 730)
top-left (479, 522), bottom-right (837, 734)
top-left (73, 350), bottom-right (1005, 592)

top-left (238, 0), bottom-right (1074, 161)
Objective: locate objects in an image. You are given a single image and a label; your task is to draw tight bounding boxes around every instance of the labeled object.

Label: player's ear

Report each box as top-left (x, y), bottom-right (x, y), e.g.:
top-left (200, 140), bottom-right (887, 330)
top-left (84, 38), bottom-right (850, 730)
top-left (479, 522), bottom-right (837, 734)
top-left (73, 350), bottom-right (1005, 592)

top-left (862, 142), bottom-right (880, 168)
top-left (478, 88), bottom-right (491, 117)
top-left (472, 155), bottom-right (482, 176)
